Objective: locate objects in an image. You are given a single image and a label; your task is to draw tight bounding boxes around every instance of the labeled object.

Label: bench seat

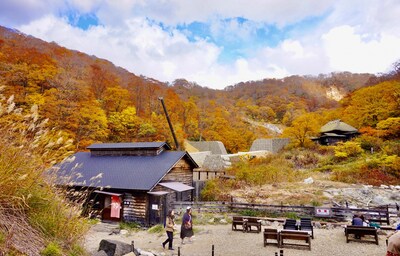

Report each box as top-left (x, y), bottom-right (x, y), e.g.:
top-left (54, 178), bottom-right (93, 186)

top-left (279, 230), bottom-right (311, 250)
top-left (345, 225), bottom-right (379, 245)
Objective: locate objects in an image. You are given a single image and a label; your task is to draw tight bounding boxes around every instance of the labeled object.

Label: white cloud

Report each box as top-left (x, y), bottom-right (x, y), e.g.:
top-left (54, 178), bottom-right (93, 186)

top-left (322, 25), bottom-right (400, 73)
top-left (3, 0), bottom-right (400, 89)
top-left (18, 15), bottom-right (223, 87)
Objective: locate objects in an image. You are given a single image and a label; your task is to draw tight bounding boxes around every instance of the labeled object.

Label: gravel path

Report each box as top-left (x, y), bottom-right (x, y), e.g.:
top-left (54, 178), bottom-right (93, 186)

top-left (84, 222), bottom-right (388, 256)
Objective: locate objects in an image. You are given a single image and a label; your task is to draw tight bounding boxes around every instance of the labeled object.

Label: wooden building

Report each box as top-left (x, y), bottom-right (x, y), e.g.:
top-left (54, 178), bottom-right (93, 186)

top-left (53, 142), bottom-right (198, 225)
top-left (312, 119), bottom-right (360, 145)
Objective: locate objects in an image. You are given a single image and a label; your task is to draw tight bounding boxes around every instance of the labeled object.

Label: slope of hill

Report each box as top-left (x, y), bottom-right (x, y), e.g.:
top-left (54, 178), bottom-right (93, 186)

top-left (0, 24), bottom-right (396, 154)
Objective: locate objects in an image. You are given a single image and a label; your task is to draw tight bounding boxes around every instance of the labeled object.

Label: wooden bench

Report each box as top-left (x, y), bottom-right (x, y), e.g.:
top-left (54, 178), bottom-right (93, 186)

top-left (232, 216), bottom-right (246, 232)
top-left (263, 228), bottom-right (279, 247)
top-left (299, 218), bottom-right (314, 239)
top-left (345, 225), bottom-right (379, 245)
top-left (279, 230), bottom-right (311, 250)
top-left (283, 219), bottom-right (298, 230)
top-left (246, 217), bottom-right (261, 233)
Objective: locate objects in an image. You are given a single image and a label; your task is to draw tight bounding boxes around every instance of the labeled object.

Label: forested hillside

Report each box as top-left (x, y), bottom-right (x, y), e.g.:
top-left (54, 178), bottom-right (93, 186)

top-left (0, 25), bottom-right (399, 155)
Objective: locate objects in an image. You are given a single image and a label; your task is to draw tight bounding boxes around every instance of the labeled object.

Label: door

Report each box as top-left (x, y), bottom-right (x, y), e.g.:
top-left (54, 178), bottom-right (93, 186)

top-left (148, 195), bottom-right (165, 225)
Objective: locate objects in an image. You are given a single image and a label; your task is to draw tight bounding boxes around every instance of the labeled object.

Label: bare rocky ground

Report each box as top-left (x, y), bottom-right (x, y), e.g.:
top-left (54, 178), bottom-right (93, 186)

top-left (84, 221), bottom-right (391, 256)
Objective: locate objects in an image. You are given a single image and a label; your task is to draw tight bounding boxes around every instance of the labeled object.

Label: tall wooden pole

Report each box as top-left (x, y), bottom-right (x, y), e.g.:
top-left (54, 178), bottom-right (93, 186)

top-left (158, 97), bottom-right (180, 150)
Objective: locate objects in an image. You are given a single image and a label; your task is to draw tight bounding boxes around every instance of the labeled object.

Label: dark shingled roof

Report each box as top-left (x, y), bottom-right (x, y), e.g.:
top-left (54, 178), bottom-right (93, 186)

top-left (54, 151), bottom-right (195, 190)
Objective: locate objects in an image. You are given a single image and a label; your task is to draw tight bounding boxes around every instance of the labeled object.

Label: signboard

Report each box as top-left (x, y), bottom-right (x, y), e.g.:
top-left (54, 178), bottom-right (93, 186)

top-left (152, 204), bottom-right (159, 210)
top-left (315, 207), bottom-right (331, 217)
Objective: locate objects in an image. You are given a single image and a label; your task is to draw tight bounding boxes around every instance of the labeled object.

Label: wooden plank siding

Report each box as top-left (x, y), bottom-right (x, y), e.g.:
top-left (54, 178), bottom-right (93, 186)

top-left (122, 192), bottom-right (148, 224)
top-left (161, 159), bottom-right (193, 186)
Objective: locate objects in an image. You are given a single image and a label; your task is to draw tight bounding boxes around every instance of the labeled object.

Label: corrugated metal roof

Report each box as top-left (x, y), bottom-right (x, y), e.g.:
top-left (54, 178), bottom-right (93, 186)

top-left (187, 141), bottom-right (227, 155)
top-left (87, 142), bottom-right (170, 150)
top-left (159, 182), bottom-right (194, 192)
top-left (54, 151), bottom-right (192, 190)
top-left (320, 120), bottom-right (357, 133)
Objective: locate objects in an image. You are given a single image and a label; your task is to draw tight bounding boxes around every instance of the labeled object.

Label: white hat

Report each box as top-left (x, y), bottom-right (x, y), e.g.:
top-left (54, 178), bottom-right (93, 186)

top-left (186, 206), bottom-right (191, 210)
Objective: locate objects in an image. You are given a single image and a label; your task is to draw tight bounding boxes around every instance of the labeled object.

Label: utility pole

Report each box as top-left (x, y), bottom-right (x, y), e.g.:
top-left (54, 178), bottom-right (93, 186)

top-left (158, 97), bottom-right (180, 150)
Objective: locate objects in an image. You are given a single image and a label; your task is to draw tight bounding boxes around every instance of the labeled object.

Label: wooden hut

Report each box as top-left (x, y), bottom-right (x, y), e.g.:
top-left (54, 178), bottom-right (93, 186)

top-left (53, 142), bottom-right (198, 225)
top-left (313, 120), bottom-right (359, 145)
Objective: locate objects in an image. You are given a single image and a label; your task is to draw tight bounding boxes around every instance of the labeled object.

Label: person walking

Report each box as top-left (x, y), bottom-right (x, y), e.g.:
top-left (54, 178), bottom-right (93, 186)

top-left (162, 210), bottom-right (176, 250)
top-left (180, 206), bottom-right (194, 244)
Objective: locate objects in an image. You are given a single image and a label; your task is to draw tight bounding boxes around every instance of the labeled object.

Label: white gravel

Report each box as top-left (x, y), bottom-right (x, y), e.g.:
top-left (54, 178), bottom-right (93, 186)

top-left (84, 222), bottom-right (388, 256)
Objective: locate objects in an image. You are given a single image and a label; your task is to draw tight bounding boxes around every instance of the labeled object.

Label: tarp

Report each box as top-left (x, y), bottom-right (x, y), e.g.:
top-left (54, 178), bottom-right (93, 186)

top-left (110, 195), bottom-right (121, 218)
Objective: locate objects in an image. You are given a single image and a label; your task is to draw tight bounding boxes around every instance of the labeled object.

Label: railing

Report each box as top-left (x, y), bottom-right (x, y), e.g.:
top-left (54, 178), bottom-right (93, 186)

top-left (171, 201), bottom-right (395, 224)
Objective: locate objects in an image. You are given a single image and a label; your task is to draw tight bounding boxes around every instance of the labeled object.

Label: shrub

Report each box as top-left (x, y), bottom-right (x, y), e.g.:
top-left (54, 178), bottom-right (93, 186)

top-left (230, 155), bottom-right (297, 186)
top-left (238, 209), bottom-right (262, 217)
top-left (285, 212), bottom-right (299, 219)
top-left (67, 245), bottom-right (87, 256)
top-left (41, 242), bottom-right (62, 256)
top-left (334, 141), bottom-right (363, 159)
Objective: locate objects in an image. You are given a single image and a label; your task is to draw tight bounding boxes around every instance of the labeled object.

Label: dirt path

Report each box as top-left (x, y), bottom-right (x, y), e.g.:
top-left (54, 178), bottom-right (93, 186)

top-left (84, 222), bottom-right (388, 256)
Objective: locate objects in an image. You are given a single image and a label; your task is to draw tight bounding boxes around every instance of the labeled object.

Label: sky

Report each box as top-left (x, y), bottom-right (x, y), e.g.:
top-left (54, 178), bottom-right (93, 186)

top-left (1, 0), bottom-right (400, 90)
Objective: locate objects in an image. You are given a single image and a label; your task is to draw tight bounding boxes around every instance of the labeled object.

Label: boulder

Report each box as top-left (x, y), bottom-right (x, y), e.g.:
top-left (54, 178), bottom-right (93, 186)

top-left (303, 177), bottom-right (314, 184)
top-left (94, 251), bottom-right (109, 256)
top-left (99, 239), bottom-right (132, 256)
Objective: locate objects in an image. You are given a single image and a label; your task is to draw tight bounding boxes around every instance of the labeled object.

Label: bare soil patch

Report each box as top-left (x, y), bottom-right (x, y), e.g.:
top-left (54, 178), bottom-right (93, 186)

top-left (84, 222), bottom-right (388, 256)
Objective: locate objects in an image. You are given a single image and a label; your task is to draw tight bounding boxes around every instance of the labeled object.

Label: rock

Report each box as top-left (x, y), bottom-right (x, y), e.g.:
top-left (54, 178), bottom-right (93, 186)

top-left (219, 219), bottom-right (227, 224)
top-left (371, 195), bottom-right (387, 205)
top-left (99, 239), bottom-right (132, 256)
top-left (94, 251), bottom-right (109, 256)
top-left (380, 185), bottom-right (389, 189)
top-left (314, 222), bottom-right (322, 229)
top-left (136, 248), bottom-right (155, 256)
top-left (208, 218), bottom-right (215, 223)
top-left (395, 186), bottom-right (400, 190)
top-left (326, 223), bottom-right (334, 230)
top-left (304, 177), bottom-right (314, 184)
top-left (120, 229), bottom-right (128, 235)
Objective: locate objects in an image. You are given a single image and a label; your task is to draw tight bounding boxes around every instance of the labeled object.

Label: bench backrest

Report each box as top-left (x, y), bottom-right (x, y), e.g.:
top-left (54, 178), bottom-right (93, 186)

top-left (346, 226), bottom-right (377, 235)
top-left (247, 217), bottom-right (260, 223)
top-left (280, 230), bottom-right (310, 239)
top-left (264, 228), bottom-right (278, 234)
top-left (284, 219), bottom-right (297, 229)
top-left (232, 216), bottom-right (243, 222)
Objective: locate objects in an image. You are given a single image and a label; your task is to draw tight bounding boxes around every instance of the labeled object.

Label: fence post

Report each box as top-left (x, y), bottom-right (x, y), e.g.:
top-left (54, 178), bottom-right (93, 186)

top-left (211, 244), bottom-right (214, 256)
top-left (131, 241), bottom-right (134, 252)
top-left (178, 247), bottom-right (180, 256)
top-left (280, 249), bottom-right (284, 256)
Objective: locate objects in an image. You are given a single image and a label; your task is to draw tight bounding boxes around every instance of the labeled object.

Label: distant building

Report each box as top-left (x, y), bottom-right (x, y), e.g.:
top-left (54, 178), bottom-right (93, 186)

top-left (312, 119), bottom-right (359, 145)
top-left (249, 138), bottom-right (290, 153)
top-left (52, 142), bottom-right (198, 225)
top-left (185, 141), bottom-right (228, 155)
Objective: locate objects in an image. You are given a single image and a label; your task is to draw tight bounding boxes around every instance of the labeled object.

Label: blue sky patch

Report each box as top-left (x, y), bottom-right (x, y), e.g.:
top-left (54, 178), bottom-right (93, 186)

top-left (66, 12), bottom-right (99, 30)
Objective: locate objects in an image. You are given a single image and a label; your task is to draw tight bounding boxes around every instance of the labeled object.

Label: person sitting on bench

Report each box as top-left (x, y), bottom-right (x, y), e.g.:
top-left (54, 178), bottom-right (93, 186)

top-left (352, 214), bottom-right (363, 239)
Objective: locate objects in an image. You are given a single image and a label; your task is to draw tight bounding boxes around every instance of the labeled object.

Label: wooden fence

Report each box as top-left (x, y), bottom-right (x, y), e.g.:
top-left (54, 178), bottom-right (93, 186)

top-left (171, 201), bottom-right (397, 225)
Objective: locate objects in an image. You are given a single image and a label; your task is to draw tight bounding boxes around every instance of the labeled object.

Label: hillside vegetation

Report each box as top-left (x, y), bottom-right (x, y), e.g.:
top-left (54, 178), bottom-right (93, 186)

top-left (0, 25), bottom-right (399, 254)
top-left (1, 25), bottom-right (394, 153)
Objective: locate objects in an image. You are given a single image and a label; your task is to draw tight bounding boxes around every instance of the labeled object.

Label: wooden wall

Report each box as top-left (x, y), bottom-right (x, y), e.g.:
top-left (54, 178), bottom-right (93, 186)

top-left (122, 192), bottom-right (148, 224)
top-left (162, 158), bottom-right (193, 186)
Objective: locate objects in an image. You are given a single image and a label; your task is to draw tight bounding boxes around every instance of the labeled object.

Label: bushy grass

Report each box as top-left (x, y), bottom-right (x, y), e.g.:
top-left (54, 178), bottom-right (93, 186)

top-left (0, 94), bottom-right (88, 254)
top-left (40, 242), bottom-right (62, 256)
top-left (119, 221), bottom-right (141, 231)
top-left (147, 224), bottom-right (164, 234)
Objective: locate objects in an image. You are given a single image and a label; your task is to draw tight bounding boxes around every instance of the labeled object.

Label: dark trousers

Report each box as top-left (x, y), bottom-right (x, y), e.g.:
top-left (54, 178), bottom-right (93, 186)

top-left (163, 231), bottom-right (173, 249)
